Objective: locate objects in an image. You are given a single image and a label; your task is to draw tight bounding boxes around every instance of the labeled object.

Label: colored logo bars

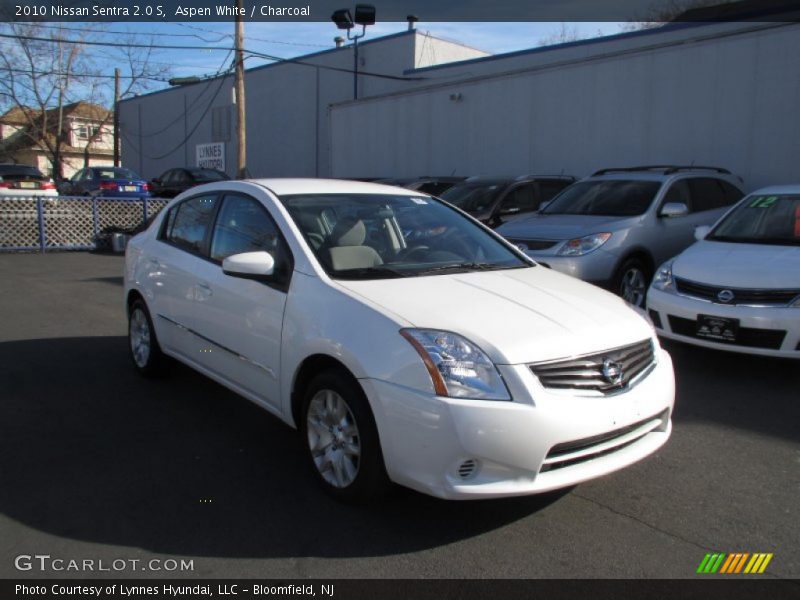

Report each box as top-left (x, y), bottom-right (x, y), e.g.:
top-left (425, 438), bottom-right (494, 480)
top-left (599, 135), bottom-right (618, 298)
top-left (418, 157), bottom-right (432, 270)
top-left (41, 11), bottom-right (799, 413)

top-left (697, 552), bottom-right (773, 574)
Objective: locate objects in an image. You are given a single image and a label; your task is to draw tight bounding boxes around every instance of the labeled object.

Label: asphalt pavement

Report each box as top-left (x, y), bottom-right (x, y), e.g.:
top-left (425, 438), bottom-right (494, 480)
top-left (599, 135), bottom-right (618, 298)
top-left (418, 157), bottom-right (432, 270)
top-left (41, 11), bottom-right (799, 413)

top-left (0, 252), bottom-right (798, 580)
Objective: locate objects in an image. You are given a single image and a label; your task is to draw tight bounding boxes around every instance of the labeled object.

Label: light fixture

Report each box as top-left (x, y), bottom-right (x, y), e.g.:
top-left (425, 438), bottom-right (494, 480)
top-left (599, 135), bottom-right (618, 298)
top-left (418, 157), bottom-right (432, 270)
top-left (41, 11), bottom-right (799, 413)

top-left (330, 4), bottom-right (376, 100)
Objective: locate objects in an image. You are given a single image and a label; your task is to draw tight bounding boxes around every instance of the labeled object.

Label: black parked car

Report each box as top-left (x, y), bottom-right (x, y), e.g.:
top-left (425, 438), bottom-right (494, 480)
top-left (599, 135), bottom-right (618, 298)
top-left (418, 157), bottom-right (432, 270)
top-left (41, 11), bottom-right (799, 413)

top-left (150, 167), bottom-right (230, 198)
top-left (375, 176), bottom-right (466, 196)
top-left (440, 175), bottom-right (576, 228)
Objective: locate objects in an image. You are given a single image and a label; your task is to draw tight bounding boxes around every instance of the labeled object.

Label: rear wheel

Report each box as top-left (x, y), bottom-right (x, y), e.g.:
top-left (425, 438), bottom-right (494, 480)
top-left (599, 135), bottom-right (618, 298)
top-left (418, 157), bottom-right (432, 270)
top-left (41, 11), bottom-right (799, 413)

top-left (128, 299), bottom-right (168, 377)
top-left (301, 369), bottom-right (390, 502)
top-left (614, 258), bottom-right (650, 308)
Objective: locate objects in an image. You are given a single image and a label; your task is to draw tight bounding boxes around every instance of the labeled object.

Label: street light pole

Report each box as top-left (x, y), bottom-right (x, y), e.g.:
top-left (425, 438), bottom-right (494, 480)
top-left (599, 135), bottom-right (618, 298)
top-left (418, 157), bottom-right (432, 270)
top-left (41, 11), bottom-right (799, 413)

top-left (331, 5), bottom-right (375, 101)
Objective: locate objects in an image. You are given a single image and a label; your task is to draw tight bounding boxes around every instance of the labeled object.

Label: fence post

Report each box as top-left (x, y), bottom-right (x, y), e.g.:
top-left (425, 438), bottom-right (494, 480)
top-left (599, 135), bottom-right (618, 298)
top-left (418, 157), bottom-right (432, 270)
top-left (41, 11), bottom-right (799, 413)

top-left (36, 198), bottom-right (46, 253)
top-left (92, 197), bottom-right (99, 248)
top-left (143, 197), bottom-right (149, 224)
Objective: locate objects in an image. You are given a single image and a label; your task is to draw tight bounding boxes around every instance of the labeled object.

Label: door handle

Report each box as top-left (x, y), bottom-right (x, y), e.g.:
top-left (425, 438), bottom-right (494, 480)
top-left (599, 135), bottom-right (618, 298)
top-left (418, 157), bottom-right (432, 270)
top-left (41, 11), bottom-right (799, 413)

top-left (196, 282), bottom-right (212, 297)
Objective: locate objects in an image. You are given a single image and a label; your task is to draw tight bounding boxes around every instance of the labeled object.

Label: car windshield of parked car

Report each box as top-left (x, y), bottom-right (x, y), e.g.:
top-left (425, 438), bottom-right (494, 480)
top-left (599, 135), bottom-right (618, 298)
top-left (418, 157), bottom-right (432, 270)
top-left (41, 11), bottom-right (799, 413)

top-left (708, 194), bottom-right (800, 246)
top-left (96, 168), bottom-right (140, 180)
top-left (541, 180), bottom-right (661, 217)
top-left (440, 183), bottom-right (502, 214)
top-left (280, 193), bottom-right (530, 280)
top-left (189, 168), bottom-right (228, 182)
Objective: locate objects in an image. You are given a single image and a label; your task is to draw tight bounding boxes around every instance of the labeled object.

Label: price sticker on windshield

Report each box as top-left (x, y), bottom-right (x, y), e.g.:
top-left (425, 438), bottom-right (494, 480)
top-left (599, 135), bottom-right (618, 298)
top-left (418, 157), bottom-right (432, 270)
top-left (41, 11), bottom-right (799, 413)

top-left (749, 196), bottom-right (778, 208)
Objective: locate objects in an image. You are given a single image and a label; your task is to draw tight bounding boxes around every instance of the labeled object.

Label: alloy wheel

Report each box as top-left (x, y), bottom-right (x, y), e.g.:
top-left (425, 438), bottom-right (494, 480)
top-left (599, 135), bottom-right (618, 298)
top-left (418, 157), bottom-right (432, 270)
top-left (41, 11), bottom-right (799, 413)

top-left (306, 389), bottom-right (361, 488)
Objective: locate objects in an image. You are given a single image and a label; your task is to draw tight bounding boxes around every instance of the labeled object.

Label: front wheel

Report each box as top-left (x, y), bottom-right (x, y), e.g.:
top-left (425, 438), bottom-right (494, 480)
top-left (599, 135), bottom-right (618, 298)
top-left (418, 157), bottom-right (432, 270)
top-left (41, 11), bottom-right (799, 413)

top-left (301, 369), bottom-right (390, 502)
top-left (614, 258), bottom-right (651, 308)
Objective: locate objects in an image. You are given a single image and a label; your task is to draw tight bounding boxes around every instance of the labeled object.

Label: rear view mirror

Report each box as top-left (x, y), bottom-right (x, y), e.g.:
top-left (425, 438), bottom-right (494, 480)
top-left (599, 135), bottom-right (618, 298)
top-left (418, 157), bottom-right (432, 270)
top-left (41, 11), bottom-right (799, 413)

top-left (222, 251), bottom-right (275, 280)
top-left (694, 225), bottom-right (711, 241)
top-left (499, 206), bottom-right (521, 216)
top-left (659, 202), bottom-right (689, 218)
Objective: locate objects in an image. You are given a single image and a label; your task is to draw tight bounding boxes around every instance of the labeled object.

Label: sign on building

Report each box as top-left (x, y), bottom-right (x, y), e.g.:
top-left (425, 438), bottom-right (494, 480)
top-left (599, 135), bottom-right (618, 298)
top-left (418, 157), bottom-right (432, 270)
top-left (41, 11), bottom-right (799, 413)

top-left (196, 142), bottom-right (225, 171)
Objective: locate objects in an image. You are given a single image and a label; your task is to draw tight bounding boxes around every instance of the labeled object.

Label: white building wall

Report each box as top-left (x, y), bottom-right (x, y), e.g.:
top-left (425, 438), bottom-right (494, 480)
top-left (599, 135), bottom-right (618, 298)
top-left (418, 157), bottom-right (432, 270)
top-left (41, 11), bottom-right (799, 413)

top-left (330, 22), bottom-right (800, 190)
top-left (118, 30), bottom-right (486, 180)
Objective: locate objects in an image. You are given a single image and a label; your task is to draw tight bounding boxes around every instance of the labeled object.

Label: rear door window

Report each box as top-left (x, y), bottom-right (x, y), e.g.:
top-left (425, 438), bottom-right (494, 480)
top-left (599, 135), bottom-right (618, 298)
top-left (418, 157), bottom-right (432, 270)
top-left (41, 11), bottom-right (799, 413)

top-left (162, 194), bottom-right (219, 255)
top-left (689, 178), bottom-right (729, 212)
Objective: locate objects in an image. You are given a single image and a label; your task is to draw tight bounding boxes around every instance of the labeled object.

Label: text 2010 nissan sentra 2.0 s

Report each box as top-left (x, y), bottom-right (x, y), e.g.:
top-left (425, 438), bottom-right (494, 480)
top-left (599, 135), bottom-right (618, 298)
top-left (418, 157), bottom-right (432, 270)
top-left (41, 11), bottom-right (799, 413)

top-left (124, 179), bottom-right (675, 501)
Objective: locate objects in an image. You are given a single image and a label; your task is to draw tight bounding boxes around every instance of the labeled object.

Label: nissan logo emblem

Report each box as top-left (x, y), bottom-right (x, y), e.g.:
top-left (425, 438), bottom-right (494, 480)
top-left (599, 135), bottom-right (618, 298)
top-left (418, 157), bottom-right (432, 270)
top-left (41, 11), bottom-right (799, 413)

top-left (602, 358), bottom-right (624, 385)
top-left (717, 289), bottom-right (735, 303)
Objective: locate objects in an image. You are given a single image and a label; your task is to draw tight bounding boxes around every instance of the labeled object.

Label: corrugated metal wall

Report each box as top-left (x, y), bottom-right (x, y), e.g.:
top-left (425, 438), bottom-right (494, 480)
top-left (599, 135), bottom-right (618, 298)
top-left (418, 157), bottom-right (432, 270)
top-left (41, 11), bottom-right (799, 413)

top-left (331, 23), bottom-right (800, 190)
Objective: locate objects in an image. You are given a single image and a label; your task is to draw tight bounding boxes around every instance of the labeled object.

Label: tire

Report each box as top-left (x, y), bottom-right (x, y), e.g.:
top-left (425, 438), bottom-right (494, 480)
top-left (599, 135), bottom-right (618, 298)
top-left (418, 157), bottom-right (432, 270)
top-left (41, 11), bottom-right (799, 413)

top-left (301, 369), bottom-right (390, 502)
top-left (128, 298), bottom-right (168, 377)
top-left (614, 258), bottom-right (651, 308)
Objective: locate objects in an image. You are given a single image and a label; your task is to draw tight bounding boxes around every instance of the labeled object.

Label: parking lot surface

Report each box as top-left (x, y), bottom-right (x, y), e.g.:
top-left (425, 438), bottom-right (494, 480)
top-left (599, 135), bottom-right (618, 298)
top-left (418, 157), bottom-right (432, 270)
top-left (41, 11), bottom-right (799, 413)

top-left (0, 252), bottom-right (798, 580)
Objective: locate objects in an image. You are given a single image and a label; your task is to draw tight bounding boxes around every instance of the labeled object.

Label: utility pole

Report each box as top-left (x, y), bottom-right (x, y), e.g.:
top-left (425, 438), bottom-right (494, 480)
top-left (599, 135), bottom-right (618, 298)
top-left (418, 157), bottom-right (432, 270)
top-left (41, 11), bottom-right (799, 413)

top-left (235, 0), bottom-right (247, 179)
top-left (113, 67), bottom-right (121, 167)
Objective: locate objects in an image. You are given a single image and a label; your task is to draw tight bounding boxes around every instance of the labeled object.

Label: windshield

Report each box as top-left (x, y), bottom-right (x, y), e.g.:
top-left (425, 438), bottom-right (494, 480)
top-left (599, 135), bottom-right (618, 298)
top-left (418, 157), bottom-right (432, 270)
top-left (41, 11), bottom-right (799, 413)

top-left (542, 180), bottom-right (660, 216)
top-left (95, 167), bottom-right (140, 180)
top-left (708, 194), bottom-right (800, 246)
top-left (279, 193), bottom-right (530, 280)
top-left (440, 183), bottom-right (504, 214)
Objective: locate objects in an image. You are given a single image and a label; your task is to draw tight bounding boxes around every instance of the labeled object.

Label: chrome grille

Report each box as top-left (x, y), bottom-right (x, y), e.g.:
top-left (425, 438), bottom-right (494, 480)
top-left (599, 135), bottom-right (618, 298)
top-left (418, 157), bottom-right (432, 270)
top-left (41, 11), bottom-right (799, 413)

top-left (675, 278), bottom-right (800, 306)
top-left (529, 339), bottom-right (655, 394)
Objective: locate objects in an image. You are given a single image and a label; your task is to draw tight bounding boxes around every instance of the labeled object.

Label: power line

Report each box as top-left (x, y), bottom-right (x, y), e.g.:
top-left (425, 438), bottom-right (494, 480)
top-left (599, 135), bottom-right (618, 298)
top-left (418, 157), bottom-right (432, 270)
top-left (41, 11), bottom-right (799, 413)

top-left (22, 23), bottom-right (230, 43)
top-left (121, 59), bottom-right (235, 160)
top-left (2, 67), bottom-right (169, 83)
top-left (174, 22), bottom-right (332, 48)
top-left (0, 32), bottom-right (234, 52)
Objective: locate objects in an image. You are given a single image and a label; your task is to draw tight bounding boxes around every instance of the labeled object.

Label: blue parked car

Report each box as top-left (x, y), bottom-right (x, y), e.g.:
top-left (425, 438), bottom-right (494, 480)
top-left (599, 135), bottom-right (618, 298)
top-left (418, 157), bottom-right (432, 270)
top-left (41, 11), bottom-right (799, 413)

top-left (59, 166), bottom-right (152, 198)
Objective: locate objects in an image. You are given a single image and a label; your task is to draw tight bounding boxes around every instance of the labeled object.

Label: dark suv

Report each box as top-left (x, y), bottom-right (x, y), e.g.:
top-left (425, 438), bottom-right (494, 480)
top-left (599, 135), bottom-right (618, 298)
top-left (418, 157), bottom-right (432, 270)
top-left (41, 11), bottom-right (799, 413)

top-left (440, 175), bottom-right (575, 228)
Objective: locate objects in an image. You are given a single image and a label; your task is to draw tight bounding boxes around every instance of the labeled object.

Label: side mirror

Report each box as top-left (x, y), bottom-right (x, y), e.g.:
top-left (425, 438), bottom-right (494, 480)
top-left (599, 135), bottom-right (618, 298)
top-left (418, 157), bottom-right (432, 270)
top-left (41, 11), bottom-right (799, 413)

top-left (694, 225), bottom-right (711, 241)
top-left (222, 251), bottom-right (275, 280)
top-left (659, 202), bottom-right (689, 218)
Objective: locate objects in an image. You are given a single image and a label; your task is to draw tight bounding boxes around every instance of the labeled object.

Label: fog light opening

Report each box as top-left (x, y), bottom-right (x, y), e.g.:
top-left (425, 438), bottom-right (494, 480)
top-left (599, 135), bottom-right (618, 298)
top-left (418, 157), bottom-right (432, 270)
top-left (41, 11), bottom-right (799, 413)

top-left (457, 459), bottom-right (480, 480)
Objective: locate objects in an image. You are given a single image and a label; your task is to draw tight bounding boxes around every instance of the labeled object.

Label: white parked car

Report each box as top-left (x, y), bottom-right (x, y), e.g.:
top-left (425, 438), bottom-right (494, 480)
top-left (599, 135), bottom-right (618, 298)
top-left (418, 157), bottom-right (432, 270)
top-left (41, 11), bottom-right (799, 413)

top-left (648, 185), bottom-right (800, 359)
top-left (125, 179), bottom-right (675, 501)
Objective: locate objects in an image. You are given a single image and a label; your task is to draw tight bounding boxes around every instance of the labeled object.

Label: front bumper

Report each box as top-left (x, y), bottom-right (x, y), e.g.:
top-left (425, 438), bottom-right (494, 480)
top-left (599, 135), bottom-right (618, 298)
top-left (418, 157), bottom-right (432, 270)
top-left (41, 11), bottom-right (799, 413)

top-left (647, 287), bottom-right (800, 359)
top-left (361, 348), bottom-right (674, 499)
top-left (524, 249), bottom-right (617, 287)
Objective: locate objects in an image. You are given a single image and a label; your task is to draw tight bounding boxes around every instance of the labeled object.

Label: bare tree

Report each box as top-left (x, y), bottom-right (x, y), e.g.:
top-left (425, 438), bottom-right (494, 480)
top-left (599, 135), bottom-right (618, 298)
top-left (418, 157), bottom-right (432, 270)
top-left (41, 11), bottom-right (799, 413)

top-left (0, 23), bottom-right (168, 177)
top-left (537, 23), bottom-right (583, 47)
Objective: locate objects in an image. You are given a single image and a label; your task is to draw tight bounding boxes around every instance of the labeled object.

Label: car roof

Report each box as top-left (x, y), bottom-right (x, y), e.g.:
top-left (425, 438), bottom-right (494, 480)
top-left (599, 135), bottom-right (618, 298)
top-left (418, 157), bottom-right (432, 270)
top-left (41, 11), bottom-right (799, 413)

top-left (748, 184), bottom-right (800, 195)
top-left (249, 178), bottom-right (423, 197)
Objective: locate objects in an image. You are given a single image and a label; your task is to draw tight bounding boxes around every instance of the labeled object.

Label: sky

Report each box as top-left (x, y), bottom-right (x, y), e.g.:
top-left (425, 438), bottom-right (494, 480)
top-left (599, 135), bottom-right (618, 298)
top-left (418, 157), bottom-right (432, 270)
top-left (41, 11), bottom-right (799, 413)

top-left (1, 21), bottom-right (627, 96)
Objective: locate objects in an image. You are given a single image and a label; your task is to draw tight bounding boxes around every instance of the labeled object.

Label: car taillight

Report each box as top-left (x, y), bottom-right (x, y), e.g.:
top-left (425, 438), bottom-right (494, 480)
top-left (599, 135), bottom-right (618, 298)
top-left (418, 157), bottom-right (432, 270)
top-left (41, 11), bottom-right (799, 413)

top-left (99, 181), bottom-right (118, 190)
top-left (41, 181), bottom-right (56, 190)
top-left (141, 182), bottom-right (150, 191)
top-left (0, 182), bottom-right (12, 188)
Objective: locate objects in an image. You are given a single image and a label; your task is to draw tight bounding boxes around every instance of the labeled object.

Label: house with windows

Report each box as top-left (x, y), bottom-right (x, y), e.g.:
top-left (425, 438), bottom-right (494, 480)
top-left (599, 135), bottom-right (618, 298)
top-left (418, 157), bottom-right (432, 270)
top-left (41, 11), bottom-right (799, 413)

top-left (0, 101), bottom-right (114, 178)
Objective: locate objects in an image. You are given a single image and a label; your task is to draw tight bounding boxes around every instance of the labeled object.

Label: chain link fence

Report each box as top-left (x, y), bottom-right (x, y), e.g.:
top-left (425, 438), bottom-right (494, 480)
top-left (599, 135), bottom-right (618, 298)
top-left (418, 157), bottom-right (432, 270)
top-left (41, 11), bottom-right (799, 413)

top-left (0, 195), bottom-right (170, 252)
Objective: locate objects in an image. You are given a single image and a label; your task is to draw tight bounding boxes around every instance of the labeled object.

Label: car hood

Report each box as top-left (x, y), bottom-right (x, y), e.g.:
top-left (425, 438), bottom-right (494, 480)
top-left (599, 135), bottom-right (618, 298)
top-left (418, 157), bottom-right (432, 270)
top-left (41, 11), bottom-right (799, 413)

top-left (335, 266), bottom-right (653, 365)
top-left (496, 213), bottom-right (635, 240)
top-left (673, 241), bottom-right (800, 288)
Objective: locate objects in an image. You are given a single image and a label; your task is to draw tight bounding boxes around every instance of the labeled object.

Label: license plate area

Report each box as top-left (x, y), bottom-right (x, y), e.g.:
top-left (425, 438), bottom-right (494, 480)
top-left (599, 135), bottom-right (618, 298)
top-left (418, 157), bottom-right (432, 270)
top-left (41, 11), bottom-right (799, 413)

top-left (696, 314), bottom-right (739, 342)
top-left (123, 185), bottom-right (137, 192)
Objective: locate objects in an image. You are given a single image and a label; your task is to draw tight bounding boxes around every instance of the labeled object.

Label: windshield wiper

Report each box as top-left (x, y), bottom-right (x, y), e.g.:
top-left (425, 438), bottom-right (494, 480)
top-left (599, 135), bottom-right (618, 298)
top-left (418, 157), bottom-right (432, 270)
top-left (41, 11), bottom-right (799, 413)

top-left (332, 266), bottom-right (408, 280)
top-left (417, 262), bottom-right (525, 275)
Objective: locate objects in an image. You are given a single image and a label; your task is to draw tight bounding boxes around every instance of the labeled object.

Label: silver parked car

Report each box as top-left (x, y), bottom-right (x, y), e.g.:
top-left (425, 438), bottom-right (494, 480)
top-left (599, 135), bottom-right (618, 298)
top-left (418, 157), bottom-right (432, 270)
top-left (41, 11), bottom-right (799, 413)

top-left (496, 166), bottom-right (745, 307)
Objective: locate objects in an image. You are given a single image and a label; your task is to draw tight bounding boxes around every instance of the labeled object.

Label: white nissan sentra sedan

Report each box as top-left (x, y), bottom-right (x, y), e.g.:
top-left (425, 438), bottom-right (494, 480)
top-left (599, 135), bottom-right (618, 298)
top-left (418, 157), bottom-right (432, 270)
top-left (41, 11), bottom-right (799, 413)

top-left (648, 185), bottom-right (800, 359)
top-left (124, 179), bottom-right (675, 501)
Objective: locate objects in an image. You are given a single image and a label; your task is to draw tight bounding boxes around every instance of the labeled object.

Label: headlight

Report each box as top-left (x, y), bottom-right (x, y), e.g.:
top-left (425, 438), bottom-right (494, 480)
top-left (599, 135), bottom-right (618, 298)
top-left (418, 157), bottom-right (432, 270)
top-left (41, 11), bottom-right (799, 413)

top-left (557, 232), bottom-right (611, 256)
top-left (400, 329), bottom-right (511, 400)
top-left (652, 260), bottom-right (674, 291)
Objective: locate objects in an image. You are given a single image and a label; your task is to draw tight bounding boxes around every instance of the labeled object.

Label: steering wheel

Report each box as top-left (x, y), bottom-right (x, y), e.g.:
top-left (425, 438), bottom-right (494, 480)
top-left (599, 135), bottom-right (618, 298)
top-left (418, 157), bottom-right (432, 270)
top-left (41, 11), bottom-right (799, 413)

top-left (396, 245), bottom-right (430, 261)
